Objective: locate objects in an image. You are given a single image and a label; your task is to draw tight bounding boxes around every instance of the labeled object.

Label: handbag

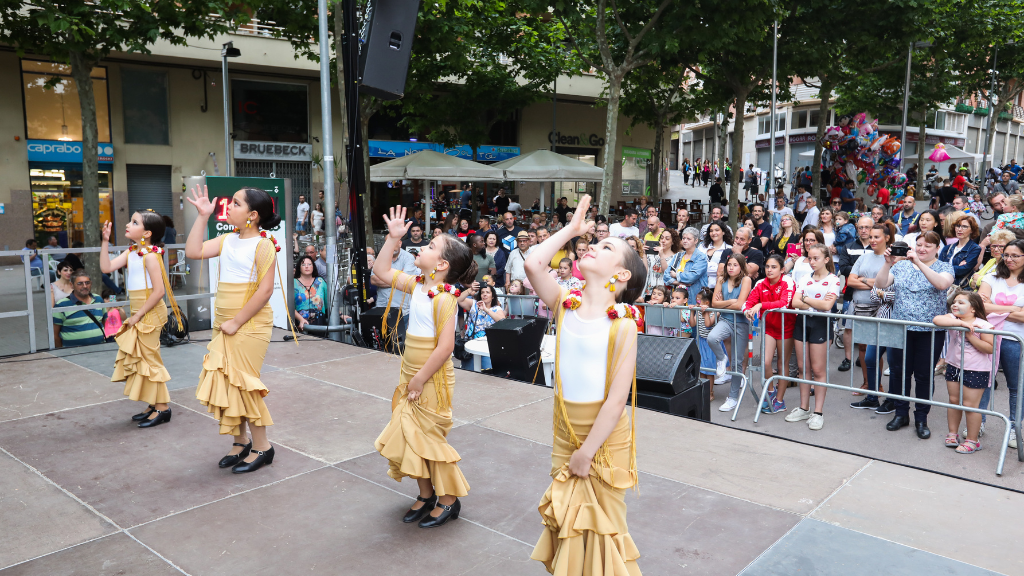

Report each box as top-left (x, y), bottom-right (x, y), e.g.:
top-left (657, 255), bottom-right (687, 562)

top-left (453, 306), bottom-right (479, 362)
top-left (81, 308), bottom-right (116, 343)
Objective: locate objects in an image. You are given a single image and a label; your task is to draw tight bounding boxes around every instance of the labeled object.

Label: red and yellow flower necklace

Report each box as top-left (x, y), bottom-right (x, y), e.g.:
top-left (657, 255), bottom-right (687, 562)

top-left (232, 229), bottom-right (282, 252)
top-left (414, 275), bottom-right (460, 298)
top-left (562, 288), bottom-right (641, 320)
top-left (129, 243), bottom-right (164, 256)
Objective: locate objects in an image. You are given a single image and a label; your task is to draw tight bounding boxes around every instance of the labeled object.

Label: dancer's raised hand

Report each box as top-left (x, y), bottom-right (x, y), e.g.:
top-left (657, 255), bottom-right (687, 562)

top-left (382, 205), bottom-right (412, 240)
top-left (564, 195), bottom-right (591, 237)
top-left (101, 221), bottom-right (112, 243)
top-left (187, 184), bottom-right (215, 218)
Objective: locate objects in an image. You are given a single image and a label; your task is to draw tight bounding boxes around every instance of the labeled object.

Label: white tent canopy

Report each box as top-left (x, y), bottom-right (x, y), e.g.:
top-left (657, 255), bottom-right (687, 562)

top-left (369, 149), bottom-right (504, 182)
top-left (490, 149), bottom-right (605, 182)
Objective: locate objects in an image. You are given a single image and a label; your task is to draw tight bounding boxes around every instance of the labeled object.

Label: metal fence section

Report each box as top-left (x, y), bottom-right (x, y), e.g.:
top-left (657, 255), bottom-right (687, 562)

top-left (1, 244), bottom-right (216, 353)
top-left (751, 307), bottom-right (1022, 476)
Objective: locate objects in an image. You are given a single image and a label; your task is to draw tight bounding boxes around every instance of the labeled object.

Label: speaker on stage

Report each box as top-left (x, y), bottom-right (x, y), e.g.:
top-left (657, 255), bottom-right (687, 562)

top-left (634, 379), bottom-right (710, 421)
top-left (360, 307), bottom-right (402, 353)
top-left (635, 334), bottom-right (699, 396)
top-left (485, 318), bottom-right (546, 383)
top-left (358, 0), bottom-right (422, 100)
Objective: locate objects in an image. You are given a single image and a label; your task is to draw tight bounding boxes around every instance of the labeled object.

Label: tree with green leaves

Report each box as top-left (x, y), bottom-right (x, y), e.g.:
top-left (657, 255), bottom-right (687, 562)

top-left (0, 0), bottom-right (248, 282)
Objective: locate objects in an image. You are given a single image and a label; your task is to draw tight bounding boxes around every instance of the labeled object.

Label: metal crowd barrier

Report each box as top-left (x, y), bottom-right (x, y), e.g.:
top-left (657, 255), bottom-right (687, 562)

top-left (752, 307), bottom-right (1022, 476)
top-left (0, 244), bottom-right (214, 353)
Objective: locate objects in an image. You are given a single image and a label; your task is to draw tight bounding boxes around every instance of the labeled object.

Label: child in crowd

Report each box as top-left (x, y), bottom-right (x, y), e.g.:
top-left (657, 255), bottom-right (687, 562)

top-left (969, 193), bottom-right (985, 215)
top-left (833, 211), bottom-right (857, 247)
top-left (744, 254), bottom-right (796, 414)
top-left (646, 285), bottom-right (668, 335)
top-left (690, 287), bottom-right (719, 401)
top-left (670, 285), bottom-right (690, 337)
top-left (934, 291), bottom-right (994, 454)
top-left (554, 257), bottom-right (583, 291)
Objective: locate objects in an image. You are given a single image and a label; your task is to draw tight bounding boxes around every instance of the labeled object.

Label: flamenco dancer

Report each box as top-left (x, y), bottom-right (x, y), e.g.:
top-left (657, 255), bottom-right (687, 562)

top-left (185, 185), bottom-right (283, 474)
top-left (101, 210), bottom-right (183, 428)
top-left (373, 205), bottom-right (476, 528)
top-left (525, 194), bottom-right (644, 575)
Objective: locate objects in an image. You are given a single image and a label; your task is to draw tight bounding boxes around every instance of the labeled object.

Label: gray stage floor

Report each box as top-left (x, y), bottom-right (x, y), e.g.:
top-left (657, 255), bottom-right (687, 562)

top-left (1, 332), bottom-right (1020, 575)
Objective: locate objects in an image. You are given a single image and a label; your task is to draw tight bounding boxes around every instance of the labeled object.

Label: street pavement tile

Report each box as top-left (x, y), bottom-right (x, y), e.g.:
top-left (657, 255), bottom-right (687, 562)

top-left (633, 408), bottom-right (869, 514)
top-left (0, 401), bottom-right (322, 528)
top-left (0, 450), bottom-right (115, 570)
top-left (476, 396), bottom-right (555, 446)
top-left (811, 461), bottom-right (1024, 576)
top-left (251, 369), bottom-right (392, 463)
top-left (129, 467), bottom-right (540, 576)
top-left (1, 533), bottom-right (181, 576)
top-left (262, 335), bottom-right (374, 369)
top-left (288, 351), bottom-right (402, 399)
top-left (741, 518), bottom-right (1000, 576)
top-left (0, 353), bottom-right (123, 424)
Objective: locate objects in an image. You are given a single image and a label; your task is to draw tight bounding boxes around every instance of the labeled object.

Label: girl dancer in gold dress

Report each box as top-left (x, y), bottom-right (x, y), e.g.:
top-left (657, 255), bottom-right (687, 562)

top-left (373, 205), bottom-right (477, 528)
top-left (525, 194), bottom-right (645, 575)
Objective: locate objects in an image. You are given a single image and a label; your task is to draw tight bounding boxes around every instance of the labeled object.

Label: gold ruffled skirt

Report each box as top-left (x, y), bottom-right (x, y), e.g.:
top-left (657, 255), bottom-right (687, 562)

top-left (373, 333), bottom-right (469, 497)
top-left (112, 290), bottom-right (171, 405)
top-left (195, 283), bottom-right (274, 435)
top-left (532, 400), bottom-right (641, 576)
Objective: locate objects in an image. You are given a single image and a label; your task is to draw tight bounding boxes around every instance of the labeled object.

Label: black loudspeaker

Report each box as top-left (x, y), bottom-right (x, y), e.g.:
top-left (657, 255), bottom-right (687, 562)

top-left (634, 379), bottom-right (710, 421)
top-left (358, 0), bottom-right (422, 100)
top-left (635, 334), bottom-right (699, 396)
top-left (360, 307), bottom-right (402, 353)
top-left (485, 318), bottom-right (546, 383)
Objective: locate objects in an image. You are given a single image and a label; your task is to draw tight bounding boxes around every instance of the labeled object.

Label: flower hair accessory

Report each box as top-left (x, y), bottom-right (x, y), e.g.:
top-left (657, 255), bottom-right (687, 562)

top-left (562, 289), bottom-right (583, 309)
top-left (427, 283), bottom-right (460, 299)
top-left (130, 244), bottom-right (164, 256)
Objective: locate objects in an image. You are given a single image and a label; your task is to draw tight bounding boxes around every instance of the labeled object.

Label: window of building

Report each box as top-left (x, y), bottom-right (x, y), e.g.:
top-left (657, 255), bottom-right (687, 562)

top-left (21, 60), bottom-right (110, 142)
top-left (927, 111), bottom-right (966, 133)
top-left (232, 79), bottom-right (308, 143)
top-left (758, 113), bottom-right (786, 135)
top-left (793, 110), bottom-right (807, 129)
top-left (122, 69), bottom-right (169, 145)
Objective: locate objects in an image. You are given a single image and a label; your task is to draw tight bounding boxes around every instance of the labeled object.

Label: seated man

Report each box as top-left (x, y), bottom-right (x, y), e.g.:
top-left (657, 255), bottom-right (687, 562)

top-left (53, 271), bottom-right (108, 348)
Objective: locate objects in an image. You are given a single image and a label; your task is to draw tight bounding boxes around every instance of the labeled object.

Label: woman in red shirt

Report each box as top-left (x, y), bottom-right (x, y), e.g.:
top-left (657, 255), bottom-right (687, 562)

top-left (744, 254), bottom-right (796, 414)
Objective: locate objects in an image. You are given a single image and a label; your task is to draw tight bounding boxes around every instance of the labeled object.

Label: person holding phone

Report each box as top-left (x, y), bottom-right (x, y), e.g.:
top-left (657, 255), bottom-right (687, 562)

top-left (769, 214), bottom-right (800, 259)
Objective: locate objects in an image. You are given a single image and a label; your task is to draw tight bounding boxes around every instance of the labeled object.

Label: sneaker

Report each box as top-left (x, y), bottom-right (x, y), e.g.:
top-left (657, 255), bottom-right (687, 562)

top-left (960, 422), bottom-right (986, 439)
top-left (883, 367), bottom-right (891, 376)
top-left (716, 358), bottom-right (727, 378)
top-left (1010, 434), bottom-right (1018, 449)
top-left (785, 407), bottom-right (813, 422)
top-left (719, 397), bottom-right (739, 412)
top-left (850, 398), bottom-right (881, 410)
top-left (838, 359), bottom-right (851, 372)
top-left (875, 400), bottom-right (896, 415)
top-left (772, 397), bottom-right (787, 413)
top-left (715, 373), bottom-right (731, 385)
top-left (808, 413), bottom-right (825, 430)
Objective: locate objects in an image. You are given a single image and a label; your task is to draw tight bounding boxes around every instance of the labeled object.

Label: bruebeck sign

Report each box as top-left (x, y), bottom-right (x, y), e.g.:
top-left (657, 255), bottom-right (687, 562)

top-left (234, 141), bottom-right (312, 161)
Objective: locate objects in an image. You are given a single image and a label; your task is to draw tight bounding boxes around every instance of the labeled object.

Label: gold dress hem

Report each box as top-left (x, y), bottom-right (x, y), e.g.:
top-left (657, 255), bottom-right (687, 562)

top-left (112, 290), bottom-right (171, 405)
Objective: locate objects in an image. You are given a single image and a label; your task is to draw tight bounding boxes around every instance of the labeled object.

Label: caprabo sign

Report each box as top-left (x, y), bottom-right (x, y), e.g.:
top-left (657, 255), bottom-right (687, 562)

top-left (26, 140), bottom-right (114, 163)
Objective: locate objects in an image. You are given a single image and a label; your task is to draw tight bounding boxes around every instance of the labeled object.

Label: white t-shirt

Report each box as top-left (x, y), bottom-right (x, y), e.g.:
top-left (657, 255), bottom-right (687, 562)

top-left (126, 250), bottom-right (154, 291)
top-left (296, 202), bottom-right (310, 222)
top-left (608, 223), bottom-right (640, 239)
top-left (507, 201), bottom-right (522, 214)
top-left (803, 206), bottom-right (820, 228)
top-left (220, 234), bottom-right (263, 283)
top-left (557, 309), bottom-right (611, 402)
top-left (790, 257), bottom-right (814, 286)
top-left (982, 273), bottom-right (1024, 338)
top-left (796, 192), bottom-right (812, 212)
top-left (796, 272), bottom-right (841, 301)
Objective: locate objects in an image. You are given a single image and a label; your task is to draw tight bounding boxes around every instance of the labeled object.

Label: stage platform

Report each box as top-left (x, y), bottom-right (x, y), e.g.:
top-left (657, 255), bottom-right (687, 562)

top-left (0, 332), bottom-right (1019, 576)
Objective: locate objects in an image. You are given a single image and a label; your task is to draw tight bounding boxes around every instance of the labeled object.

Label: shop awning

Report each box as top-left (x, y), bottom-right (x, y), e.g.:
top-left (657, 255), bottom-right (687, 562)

top-left (490, 149), bottom-right (605, 182)
top-left (369, 149), bottom-right (504, 182)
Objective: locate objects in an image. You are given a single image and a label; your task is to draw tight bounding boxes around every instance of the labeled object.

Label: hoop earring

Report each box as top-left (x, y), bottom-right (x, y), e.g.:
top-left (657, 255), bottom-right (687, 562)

top-left (429, 266), bottom-right (438, 280)
top-left (246, 217), bottom-right (252, 229)
top-left (605, 274), bottom-right (619, 292)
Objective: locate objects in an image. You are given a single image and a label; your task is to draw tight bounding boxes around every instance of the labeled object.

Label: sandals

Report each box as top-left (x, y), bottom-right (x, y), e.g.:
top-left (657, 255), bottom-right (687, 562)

top-left (956, 439), bottom-right (982, 454)
top-left (945, 433), bottom-right (960, 448)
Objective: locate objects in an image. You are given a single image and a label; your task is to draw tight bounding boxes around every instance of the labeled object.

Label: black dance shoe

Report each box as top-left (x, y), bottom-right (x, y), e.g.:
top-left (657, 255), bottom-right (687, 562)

top-left (403, 494), bottom-right (438, 523)
top-left (137, 408), bottom-right (171, 428)
top-left (132, 406), bottom-right (156, 421)
top-left (218, 442), bottom-right (252, 468)
top-left (419, 498), bottom-right (460, 528)
top-left (232, 446), bottom-right (275, 474)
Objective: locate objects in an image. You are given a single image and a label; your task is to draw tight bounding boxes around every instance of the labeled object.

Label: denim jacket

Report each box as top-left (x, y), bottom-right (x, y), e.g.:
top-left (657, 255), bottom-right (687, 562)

top-left (664, 250), bottom-right (709, 304)
top-left (834, 223), bottom-right (857, 248)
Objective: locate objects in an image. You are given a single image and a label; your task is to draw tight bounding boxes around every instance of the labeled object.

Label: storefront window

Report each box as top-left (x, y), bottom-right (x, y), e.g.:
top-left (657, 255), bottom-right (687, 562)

top-left (621, 147), bottom-right (651, 196)
top-left (30, 167), bottom-right (113, 246)
top-left (122, 68), bottom-right (169, 145)
top-left (21, 60), bottom-right (110, 142)
top-left (232, 79), bottom-right (308, 143)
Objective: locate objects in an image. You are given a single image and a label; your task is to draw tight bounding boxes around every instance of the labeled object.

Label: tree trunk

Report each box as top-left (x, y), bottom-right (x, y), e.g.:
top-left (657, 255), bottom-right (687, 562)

top-left (333, 0), bottom-right (350, 211)
top-left (69, 51), bottom-right (101, 286)
top-left (598, 73), bottom-right (623, 216)
top-left (360, 98), bottom-right (374, 250)
top-left (917, 112), bottom-right (927, 200)
top-left (983, 106), bottom-right (999, 193)
top-left (652, 118), bottom-right (664, 204)
top-left (811, 76), bottom-right (834, 195)
top-left (716, 110), bottom-right (728, 185)
top-left (728, 91), bottom-right (748, 230)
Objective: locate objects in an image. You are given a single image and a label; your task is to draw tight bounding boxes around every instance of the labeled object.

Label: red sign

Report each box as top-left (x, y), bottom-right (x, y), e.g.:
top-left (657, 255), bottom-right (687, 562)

top-left (755, 137), bottom-right (785, 149)
top-left (789, 133), bottom-right (818, 144)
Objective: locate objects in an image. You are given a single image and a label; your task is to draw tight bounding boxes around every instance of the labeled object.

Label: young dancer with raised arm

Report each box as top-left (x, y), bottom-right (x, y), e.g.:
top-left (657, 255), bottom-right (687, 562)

top-left (526, 194), bottom-right (645, 575)
top-left (186, 185), bottom-right (283, 474)
top-left (101, 211), bottom-right (182, 427)
top-left (373, 206), bottom-right (477, 528)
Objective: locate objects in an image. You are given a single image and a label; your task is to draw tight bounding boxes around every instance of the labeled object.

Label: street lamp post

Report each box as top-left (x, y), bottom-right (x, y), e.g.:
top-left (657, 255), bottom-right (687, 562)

top-left (766, 19), bottom-right (778, 195)
top-left (982, 46), bottom-right (1002, 197)
top-left (221, 42), bottom-right (241, 177)
top-left (898, 41), bottom-right (931, 185)
top-left (317, 0), bottom-right (341, 338)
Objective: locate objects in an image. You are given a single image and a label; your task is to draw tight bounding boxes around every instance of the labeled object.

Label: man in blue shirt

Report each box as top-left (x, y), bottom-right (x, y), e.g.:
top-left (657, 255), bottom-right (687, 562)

top-left (1009, 160), bottom-right (1021, 178)
top-left (22, 238), bottom-right (43, 273)
top-left (840, 180), bottom-right (857, 212)
top-left (892, 195), bottom-right (919, 236)
top-left (53, 271), bottom-right (108, 348)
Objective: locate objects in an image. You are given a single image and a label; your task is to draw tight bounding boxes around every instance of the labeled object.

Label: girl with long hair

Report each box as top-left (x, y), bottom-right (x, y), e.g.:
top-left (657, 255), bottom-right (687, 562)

top-left (373, 206), bottom-right (479, 527)
top-left (769, 214), bottom-right (800, 258)
top-left (744, 254), bottom-right (796, 415)
top-left (101, 210), bottom-right (183, 428)
top-left (526, 194), bottom-right (644, 575)
top-left (293, 254), bottom-right (327, 330)
top-left (710, 253), bottom-right (753, 409)
top-left (702, 221), bottom-right (733, 287)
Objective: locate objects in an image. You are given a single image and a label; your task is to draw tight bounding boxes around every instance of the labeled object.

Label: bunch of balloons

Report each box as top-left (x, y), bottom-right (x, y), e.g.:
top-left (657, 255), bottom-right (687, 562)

top-left (822, 112), bottom-right (909, 200)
